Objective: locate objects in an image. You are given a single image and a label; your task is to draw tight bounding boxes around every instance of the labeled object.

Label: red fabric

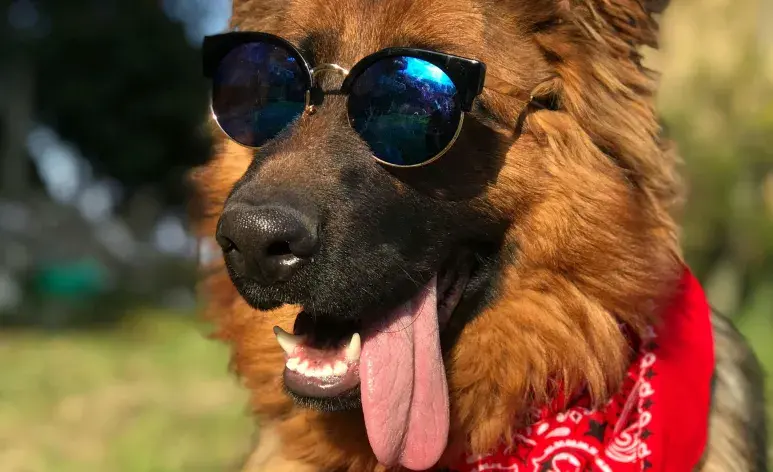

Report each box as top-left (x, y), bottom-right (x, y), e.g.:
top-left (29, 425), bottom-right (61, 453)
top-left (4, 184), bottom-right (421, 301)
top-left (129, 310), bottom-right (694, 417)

top-left (445, 268), bottom-right (714, 472)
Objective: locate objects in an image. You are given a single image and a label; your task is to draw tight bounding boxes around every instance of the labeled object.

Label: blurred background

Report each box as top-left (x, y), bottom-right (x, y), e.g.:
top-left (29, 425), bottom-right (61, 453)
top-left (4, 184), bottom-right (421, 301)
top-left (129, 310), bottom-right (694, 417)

top-left (0, 0), bottom-right (770, 470)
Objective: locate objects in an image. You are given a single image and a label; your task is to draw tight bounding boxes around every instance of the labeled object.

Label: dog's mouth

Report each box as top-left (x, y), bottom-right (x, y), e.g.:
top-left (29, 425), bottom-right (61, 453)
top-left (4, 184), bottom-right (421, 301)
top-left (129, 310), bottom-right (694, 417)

top-left (276, 264), bottom-right (470, 398)
top-left (272, 259), bottom-right (472, 470)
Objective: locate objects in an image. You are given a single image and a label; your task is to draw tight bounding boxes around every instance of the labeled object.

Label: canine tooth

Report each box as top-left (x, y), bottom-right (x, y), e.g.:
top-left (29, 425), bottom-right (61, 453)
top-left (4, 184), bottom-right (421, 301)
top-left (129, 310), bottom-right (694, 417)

top-left (297, 360), bottom-right (310, 374)
top-left (273, 326), bottom-right (304, 355)
top-left (320, 364), bottom-right (334, 377)
top-left (333, 361), bottom-right (347, 376)
top-left (345, 333), bottom-right (361, 362)
top-left (286, 357), bottom-right (300, 371)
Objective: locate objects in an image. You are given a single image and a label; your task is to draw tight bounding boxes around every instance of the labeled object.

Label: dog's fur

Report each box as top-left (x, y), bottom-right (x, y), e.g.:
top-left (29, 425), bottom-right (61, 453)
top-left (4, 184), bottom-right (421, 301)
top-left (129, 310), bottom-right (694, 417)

top-left (191, 0), bottom-right (768, 470)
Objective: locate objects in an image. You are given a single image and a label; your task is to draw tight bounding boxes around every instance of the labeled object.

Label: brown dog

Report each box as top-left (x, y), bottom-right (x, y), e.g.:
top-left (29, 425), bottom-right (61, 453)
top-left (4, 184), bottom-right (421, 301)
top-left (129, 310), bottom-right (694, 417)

top-left (191, 0), bottom-right (768, 470)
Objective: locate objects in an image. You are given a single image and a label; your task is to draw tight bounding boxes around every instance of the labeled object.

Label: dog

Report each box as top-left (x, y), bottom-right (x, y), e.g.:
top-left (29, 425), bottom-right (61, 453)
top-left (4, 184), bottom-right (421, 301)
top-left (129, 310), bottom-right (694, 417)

top-left (191, 0), bottom-right (768, 470)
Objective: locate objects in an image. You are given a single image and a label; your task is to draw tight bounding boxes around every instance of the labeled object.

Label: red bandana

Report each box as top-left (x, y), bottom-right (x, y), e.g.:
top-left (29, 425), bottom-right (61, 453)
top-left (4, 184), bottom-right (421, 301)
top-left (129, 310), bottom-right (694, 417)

top-left (445, 268), bottom-right (714, 472)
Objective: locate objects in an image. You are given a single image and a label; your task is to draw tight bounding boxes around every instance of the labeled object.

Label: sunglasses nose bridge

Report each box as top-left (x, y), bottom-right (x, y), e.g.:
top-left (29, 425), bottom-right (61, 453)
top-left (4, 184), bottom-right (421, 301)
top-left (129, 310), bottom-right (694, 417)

top-left (306, 64), bottom-right (351, 113)
top-left (310, 64), bottom-right (350, 90)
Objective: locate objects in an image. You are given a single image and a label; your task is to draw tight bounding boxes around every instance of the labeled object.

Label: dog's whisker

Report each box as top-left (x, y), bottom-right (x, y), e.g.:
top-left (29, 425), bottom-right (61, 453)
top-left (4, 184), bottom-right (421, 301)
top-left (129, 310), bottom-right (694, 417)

top-left (398, 267), bottom-right (423, 289)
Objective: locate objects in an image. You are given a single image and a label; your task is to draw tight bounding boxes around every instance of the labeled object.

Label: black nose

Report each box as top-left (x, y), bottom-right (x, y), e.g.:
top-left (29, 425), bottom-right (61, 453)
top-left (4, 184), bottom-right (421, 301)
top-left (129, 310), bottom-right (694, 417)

top-left (216, 203), bottom-right (319, 285)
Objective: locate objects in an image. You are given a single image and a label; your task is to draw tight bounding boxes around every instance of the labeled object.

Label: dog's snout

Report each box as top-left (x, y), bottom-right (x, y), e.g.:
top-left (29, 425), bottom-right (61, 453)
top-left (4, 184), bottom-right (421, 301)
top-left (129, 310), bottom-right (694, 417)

top-left (216, 203), bottom-right (319, 285)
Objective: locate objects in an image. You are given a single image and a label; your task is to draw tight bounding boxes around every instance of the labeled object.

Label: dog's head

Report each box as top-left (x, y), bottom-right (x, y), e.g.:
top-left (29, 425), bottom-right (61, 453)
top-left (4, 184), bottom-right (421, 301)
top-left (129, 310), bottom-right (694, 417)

top-left (192, 0), bottom-right (682, 469)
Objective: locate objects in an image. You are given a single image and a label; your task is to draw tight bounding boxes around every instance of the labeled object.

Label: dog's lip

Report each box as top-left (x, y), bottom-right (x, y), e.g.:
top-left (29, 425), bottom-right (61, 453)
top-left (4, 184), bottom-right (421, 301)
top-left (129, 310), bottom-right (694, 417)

top-left (437, 259), bottom-right (473, 328)
top-left (277, 259), bottom-right (473, 402)
top-left (278, 327), bottom-right (363, 398)
top-left (283, 361), bottom-right (361, 398)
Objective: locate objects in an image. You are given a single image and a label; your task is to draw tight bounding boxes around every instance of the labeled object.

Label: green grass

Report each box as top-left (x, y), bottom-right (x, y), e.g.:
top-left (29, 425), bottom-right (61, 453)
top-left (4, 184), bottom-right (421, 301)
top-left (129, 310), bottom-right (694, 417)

top-left (0, 314), bottom-right (254, 472)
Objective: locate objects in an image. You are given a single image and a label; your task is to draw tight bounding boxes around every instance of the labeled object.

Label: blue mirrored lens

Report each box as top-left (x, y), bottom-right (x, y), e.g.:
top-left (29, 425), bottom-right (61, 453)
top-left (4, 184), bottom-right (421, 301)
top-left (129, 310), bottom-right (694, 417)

top-left (212, 42), bottom-right (308, 147)
top-left (348, 56), bottom-right (461, 166)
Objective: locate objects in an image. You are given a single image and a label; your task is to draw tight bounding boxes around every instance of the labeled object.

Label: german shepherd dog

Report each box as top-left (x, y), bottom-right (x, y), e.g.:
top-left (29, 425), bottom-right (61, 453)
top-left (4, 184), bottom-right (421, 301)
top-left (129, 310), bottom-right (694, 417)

top-left (191, 0), bottom-right (768, 470)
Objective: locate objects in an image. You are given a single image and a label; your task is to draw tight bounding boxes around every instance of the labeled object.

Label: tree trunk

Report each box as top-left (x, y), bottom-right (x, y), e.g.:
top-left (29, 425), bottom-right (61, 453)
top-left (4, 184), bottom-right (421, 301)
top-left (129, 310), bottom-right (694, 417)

top-left (0, 59), bottom-right (34, 199)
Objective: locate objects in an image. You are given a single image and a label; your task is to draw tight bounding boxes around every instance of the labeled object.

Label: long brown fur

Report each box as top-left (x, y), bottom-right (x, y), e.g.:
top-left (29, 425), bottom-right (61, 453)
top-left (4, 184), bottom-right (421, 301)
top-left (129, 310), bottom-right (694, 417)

top-left (191, 1), bottom-right (764, 471)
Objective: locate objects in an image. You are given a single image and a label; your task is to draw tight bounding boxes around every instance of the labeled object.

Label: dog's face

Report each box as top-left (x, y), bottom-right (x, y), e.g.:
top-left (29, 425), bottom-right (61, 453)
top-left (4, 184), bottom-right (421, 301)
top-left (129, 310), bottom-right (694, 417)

top-left (194, 0), bottom-right (682, 469)
top-left (218, 70), bottom-right (509, 330)
top-left (214, 3), bottom-right (538, 321)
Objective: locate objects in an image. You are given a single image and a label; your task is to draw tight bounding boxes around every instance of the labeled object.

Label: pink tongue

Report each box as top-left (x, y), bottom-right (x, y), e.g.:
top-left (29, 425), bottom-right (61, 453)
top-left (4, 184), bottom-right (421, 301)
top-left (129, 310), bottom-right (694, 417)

top-left (360, 278), bottom-right (449, 470)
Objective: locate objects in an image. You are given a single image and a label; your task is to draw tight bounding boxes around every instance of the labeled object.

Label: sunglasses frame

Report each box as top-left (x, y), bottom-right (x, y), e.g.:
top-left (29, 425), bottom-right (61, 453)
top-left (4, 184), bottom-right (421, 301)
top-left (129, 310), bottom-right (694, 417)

top-left (202, 31), bottom-right (487, 167)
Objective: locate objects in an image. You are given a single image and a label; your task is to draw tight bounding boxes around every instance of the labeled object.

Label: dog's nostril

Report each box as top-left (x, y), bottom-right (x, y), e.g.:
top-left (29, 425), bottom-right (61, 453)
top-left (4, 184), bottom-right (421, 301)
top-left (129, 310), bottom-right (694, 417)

top-left (216, 234), bottom-right (237, 253)
top-left (267, 241), bottom-right (292, 257)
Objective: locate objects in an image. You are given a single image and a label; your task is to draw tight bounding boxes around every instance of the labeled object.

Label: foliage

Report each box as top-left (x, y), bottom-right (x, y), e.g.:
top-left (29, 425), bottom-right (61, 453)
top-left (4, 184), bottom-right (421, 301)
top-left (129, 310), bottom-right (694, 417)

top-left (655, 1), bottom-right (773, 322)
top-left (6, 0), bottom-right (212, 206)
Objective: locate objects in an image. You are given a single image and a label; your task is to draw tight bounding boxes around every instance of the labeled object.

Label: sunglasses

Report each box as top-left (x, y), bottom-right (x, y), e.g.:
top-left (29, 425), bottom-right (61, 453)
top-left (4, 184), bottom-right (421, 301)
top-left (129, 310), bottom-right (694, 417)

top-left (202, 32), bottom-right (486, 167)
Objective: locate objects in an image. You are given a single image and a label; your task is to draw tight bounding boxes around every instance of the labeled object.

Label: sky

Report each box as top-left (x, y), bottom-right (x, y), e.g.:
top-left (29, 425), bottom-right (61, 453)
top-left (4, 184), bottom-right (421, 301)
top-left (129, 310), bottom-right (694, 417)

top-left (163, 0), bottom-right (233, 44)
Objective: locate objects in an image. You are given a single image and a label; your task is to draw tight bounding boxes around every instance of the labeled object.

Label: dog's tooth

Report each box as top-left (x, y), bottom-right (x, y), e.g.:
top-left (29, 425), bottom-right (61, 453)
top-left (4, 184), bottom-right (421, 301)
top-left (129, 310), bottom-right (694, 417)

top-left (286, 357), bottom-right (300, 371)
top-left (297, 360), bottom-right (310, 374)
top-left (333, 361), bottom-right (347, 376)
top-left (273, 326), bottom-right (304, 355)
top-left (345, 333), bottom-right (361, 362)
top-left (320, 364), bottom-right (334, 377)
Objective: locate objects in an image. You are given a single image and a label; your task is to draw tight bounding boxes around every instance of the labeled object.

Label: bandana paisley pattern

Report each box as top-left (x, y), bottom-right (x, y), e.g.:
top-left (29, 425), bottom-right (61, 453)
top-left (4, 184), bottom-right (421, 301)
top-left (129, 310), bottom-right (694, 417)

top-left (442, 268), bottom-right (714, 472)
